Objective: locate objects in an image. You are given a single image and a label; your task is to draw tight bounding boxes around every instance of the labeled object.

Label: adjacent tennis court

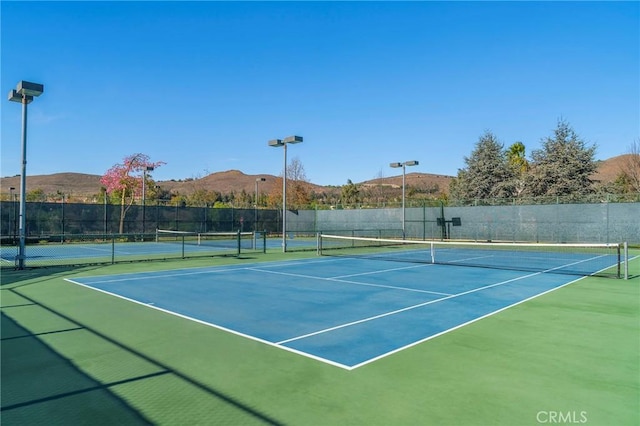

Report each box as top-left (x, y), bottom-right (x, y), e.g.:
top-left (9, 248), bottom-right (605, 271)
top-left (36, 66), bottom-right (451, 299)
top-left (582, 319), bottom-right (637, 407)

top-left (66, 239), bottom-right (624, 369)
top-left (0, 230), bottom-right (263, 266)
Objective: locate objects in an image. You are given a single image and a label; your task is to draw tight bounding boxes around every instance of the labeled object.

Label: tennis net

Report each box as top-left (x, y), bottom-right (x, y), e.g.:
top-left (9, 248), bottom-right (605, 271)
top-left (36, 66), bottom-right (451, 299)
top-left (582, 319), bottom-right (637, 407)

top-left (156, 229), bottom-right (259, 255)
top-left (317, 234), bottom-right (627, 279)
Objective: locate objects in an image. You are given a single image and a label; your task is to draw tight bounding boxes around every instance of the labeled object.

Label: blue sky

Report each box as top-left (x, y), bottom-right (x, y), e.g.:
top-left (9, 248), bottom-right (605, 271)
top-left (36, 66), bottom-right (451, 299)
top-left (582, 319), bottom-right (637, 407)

top-left (2, 1), bottom-right (638, 186)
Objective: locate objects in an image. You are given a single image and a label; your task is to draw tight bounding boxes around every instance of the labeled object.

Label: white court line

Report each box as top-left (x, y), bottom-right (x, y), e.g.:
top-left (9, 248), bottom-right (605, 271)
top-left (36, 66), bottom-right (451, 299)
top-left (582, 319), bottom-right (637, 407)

top-left (329, 262), bottom-right (431, 279)
top-left (72, 245), bottom-right (115, 253)
top-left (277, 254), bottom-right (617, 364)
top-left (349, 274), bottom-right (588, 370)
top-left (75, 266), bottom-right (256, 284)
top-left (66, 253), bottom-right (633, 371)
top-left (328, 277), bottom-right (453, 296)
top-left (71, 256), bottom-right (346, 283)
top-left (65, 277), bottom-right (352, 370)
top-left (248, 266), bottom-right (452, 296)
top-left (276, 270), bottom-right (542, 345)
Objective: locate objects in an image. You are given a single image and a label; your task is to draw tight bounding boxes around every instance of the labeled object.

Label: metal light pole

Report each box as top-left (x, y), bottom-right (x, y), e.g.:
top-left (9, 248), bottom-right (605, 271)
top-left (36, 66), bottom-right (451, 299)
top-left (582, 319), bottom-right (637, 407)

top-left (8, 81), bottom-right (44, 269)
top-left (268, 135), bottom-right (303, 252)
top-left (9, 187), bottom-right (16, 242)
top-left (142, 166), bottom-right (154, 236)
top-left (390, 160), bottom-right (419, 238)
top-left (102, 187), bottom-right (108, 235)
top-left (255, 177), bottom-right (265, 232)
top-left (155, 185), bottom-right (161, 231)
top-left (61, 193), bottom-right (65, 243)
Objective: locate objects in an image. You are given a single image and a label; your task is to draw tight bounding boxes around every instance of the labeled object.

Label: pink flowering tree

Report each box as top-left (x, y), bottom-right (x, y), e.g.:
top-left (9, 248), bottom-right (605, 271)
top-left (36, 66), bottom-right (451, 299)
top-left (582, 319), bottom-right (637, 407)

top-left (100, 153), bottom-right (165, 233)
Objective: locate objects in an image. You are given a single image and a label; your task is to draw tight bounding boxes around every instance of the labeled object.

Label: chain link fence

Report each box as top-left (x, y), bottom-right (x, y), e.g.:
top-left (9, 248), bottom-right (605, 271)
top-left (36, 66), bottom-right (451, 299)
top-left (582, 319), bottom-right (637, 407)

top-left (1, 199), bottom-right (638, 267)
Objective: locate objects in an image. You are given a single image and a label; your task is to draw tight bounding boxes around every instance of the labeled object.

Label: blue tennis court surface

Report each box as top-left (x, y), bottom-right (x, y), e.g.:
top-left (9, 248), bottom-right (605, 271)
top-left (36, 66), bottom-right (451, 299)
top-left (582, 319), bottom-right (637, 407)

top-left (0, 241), bottom-right (242, 263)
top-left (0, 236), bottom-right (309, 264)
top-left (67, 257), bottom-right (587, 369)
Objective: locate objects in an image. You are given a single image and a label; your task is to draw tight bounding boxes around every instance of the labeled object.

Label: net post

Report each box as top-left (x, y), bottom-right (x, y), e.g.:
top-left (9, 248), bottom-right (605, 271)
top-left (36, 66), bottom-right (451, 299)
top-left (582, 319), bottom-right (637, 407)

top-left (624, 242), bottom-right (628, 280)
top-left (111, 235), bottom-right (115, 264)
top-left (317, 232), bottom-right (321, 256)
top-left (237, 229), bottom-right (241, 257)
top-left (155, 228), bottom-right (159, 243)
top-left (181, 234), bottom-right (185, 259)
top-left (263, 229), bottom-right (267, 254)
top-left (617, 243), bottom-right (621, 279)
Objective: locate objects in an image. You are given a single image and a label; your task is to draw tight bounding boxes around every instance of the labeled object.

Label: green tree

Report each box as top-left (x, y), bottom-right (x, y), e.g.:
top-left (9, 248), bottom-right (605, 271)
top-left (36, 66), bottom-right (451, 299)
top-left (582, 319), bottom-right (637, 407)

top-left (506, 141), bottom-right (529, 197)
top-left (26, 188), bottom-right (46, 202)
top-left (450, 131), bottom-right (515, 201)
top-left (507, 141), bottom-right (529, 173)
top-left (341, 179), bottom-right (360, 205)
top-left (526, 120), bottom-right (597, 197)
top-left (189, 188), bottom-right (221, 206)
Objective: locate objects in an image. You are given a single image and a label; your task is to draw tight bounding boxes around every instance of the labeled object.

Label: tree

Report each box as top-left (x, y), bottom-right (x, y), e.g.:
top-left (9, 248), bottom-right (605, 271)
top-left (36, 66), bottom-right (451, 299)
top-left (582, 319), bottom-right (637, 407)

top-left (506, 141), bottom-right (529, 197)
top-left (288, 157), bottom-right (312, 207)
top-left (26, 188), bottom-right (46, 202)
top-left (450, 131), bottom-right (515, 201)
top-left (189, 188), bottom-right (221, 207)
top-left (341, 179), bottom-right (360, 205)
top-left (100, 153), bottom-right (164, 233)
top-left (526, 120), bottom-right (597, 197)
top-left (267, 156), bottom-right (312, 208)
top-left (506, 141), bottom-right (529, 174)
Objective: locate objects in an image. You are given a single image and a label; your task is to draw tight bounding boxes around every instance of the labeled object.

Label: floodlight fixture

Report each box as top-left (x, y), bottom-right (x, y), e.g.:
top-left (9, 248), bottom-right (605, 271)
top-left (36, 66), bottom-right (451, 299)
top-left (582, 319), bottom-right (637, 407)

top-left (282, 135), bottom-right (303, 144)
top-left (8, 90), bottom-right (29, 103)
top-left (268, 135), bottom-right (304, 252)
top-left (7, 80), bottom-right (44, 269)
top-left (389, 162), bottom-right (402, 168)
top-left (16, 81), bottom-right (44, 97)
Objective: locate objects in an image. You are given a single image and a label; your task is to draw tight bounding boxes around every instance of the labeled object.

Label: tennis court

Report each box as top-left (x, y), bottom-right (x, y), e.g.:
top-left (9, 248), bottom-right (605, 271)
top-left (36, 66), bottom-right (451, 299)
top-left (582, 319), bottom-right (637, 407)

top-left (66, 240), bottom-right (624, 369)
top-left (0, 231), bottom-right (261, 266)
top-left (2, 244), bottom-right (638, 425)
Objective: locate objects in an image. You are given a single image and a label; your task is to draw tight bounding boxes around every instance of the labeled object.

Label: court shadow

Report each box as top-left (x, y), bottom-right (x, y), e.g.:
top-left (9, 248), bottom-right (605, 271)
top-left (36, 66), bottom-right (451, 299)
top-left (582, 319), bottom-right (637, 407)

top-left (0, 265), bottom-right (103, 288)
top-left (1, 289), bottom-right (284, 425)
top-left (1, 312), bottom-right (153, 425)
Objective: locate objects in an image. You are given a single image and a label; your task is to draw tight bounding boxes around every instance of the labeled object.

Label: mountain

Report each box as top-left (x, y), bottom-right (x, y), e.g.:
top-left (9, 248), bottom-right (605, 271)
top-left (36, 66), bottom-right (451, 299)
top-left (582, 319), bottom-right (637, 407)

top-left (0, 169), bottom-right (454, 200)
top-left (592, 154), bottom-right (633, 184)
top-left (0, 173), bottom-right (103, 199)
top-left (157, 170), bottom-right (328, 196)
top-left (0, 156), bottom-right (631, 200)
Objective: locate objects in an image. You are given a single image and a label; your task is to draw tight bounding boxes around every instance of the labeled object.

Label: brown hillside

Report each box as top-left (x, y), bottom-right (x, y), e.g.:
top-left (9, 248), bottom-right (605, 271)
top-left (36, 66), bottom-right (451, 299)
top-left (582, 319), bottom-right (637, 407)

top-left (364, 172), bottom-right (453, 192)
top-left (0, 173), bottom-right (103, 199)
top-left (159, 170), bottom-right (328, 196)
top-left (591, 154), bottom-right (632, 183)
top-left (0, 156), bottom-right (626, 199)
